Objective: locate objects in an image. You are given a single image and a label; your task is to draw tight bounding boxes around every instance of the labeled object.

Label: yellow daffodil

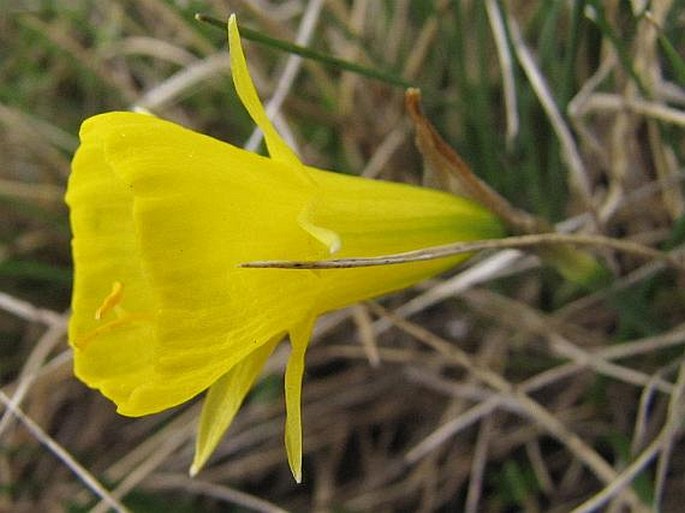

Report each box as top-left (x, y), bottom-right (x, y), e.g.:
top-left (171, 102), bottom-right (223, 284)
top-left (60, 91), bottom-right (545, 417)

top-left (65, 15), bottom-right (504, 482)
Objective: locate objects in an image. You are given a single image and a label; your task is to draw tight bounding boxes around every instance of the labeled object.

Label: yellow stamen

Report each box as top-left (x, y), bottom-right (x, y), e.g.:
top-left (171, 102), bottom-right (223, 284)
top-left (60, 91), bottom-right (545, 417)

top-left (95, 281), bottom-right (124, 321)
top-left (73, 313), bottom-right (153, 350)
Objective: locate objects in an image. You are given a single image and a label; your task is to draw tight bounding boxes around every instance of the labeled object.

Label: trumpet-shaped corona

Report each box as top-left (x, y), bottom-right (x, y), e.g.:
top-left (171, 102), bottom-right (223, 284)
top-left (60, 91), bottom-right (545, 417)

top-left (66, 15), bottom-right (504, 482)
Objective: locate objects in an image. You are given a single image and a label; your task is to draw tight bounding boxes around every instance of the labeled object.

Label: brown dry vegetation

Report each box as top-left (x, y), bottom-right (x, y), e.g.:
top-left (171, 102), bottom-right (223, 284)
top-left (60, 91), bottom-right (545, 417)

top-left (2, 1), bottom-right (685, 512)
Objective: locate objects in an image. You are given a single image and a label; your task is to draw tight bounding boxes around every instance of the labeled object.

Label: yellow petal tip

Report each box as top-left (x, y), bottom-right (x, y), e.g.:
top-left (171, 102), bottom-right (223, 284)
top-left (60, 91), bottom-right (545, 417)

top-left (190, 449), bottom-right (206, 476)
top-left (189, 463), bottom-right (200, 477)
top-left (297, 205), bottom-right (342, 254)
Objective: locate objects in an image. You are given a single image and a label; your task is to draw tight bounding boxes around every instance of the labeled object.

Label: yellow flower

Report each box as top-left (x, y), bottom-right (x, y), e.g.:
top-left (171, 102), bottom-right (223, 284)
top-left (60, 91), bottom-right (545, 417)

top-left (65, 15), bottom-right (503, 482)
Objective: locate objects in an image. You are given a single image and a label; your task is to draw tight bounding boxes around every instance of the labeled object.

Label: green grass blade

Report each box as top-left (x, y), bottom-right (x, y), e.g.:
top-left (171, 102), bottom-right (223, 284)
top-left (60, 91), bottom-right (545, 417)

top-left (195, 13), bottom-right (414, 89)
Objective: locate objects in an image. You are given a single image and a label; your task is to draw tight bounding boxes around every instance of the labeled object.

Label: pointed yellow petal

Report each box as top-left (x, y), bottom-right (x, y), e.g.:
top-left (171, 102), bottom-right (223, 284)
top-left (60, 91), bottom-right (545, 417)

top-left (228, 15), bottom-right (341, 252)
top-left (297, 202), bottom-right (342, 254)
top-left (191, 335), bottom-right (280, 475)
top-left (227, 15), bottom-right (301, 167)
top-left (284, 317), bottom-right (315, 483)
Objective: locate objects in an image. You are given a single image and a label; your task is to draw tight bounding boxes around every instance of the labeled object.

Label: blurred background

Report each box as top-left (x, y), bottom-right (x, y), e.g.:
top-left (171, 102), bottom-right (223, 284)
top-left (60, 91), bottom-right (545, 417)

top-left (2, 1), bottom-right (685, 512)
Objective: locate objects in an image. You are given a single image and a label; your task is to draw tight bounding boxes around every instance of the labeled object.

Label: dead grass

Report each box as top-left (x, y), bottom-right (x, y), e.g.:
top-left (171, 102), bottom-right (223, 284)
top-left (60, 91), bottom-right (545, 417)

top-left (2, 1), bottom-right (685, 512)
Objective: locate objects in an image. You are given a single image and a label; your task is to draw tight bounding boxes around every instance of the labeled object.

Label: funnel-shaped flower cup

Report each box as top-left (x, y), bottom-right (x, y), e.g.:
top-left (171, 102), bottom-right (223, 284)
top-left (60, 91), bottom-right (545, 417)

top-left (66, 15), bottom-right (503, 481)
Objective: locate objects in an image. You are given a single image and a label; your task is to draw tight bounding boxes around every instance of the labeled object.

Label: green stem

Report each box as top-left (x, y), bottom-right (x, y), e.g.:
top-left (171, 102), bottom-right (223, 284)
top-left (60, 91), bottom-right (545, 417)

top-left (195, 13), bottom-right (414, 89)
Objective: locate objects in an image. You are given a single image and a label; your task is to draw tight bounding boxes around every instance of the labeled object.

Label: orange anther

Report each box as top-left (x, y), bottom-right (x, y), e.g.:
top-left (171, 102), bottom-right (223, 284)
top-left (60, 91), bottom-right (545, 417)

top-left (94, 281), bottom-right (124, 321)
